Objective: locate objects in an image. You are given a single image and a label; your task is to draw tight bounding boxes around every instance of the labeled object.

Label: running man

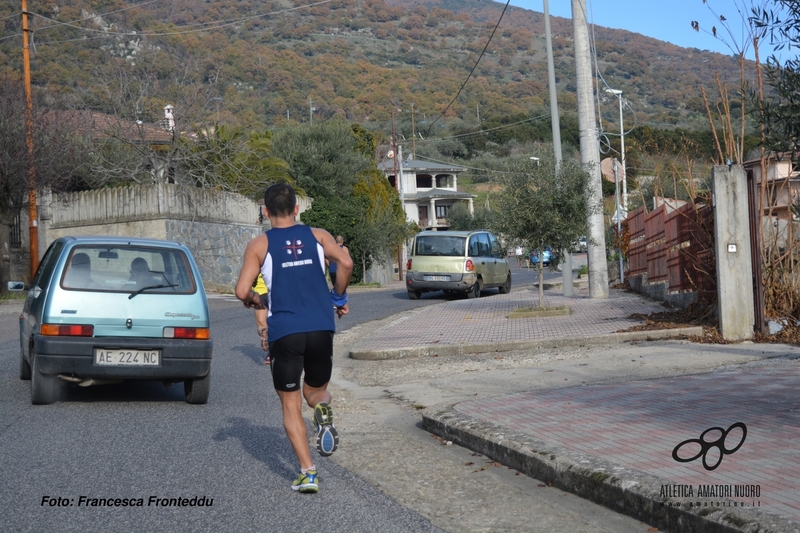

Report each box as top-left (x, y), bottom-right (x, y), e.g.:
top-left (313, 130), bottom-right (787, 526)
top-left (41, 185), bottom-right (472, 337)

top-left (235, 183), bottom-right (353, 494)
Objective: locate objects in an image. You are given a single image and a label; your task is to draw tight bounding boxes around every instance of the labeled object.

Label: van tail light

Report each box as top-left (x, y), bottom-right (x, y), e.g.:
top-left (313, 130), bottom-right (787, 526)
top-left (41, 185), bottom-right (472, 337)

top-left (41, 324), bottom-right (94, 337)
top-left (163, 327), bottom-right (210, 340)
top-left (406, 258), bottom-right (412, 270)
top-left (465, 259), bottom-right (475, 272)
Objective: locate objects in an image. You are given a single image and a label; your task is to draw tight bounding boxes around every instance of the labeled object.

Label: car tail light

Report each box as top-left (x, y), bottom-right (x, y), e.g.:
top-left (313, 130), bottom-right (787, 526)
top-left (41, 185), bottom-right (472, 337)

top-left (41, 324), bottom-right (94, 337)
top-left (406, 258), bottom-right (412, 270)
top-left (163, 327), bottom-right (210, 340)
top-left (465, 259), bottom-right (475, 272)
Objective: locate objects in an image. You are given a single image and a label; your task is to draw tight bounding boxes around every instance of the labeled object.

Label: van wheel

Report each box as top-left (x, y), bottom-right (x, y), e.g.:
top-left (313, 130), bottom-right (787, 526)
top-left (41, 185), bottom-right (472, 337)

top-left (467, 280), bottom-right (482, 299)
top-left (20, 344), bottom-right (31, 380)
top-left (184, 372), bottom-right (211, 404)
top-left (499, 273), bottom-right (512, 294)
top-left (31, 349), bottom-right (58, 405)
top-left (407, 289), bottom-right (421, 300)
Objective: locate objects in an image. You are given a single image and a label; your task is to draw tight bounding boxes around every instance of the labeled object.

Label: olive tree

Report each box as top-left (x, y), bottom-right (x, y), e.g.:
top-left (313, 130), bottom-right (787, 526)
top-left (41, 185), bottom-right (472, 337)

top-left (493, 152), bottom-right (593, 307)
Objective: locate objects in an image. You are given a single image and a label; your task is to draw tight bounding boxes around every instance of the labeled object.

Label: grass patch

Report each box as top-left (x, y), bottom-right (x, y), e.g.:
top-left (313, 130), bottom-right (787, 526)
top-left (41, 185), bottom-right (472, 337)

top-left (350, 282), bottom-right (381, 288)
top-left (590, 471), bottom-right (610, 485)
top-left (0, 292), bottom-right (27, 300)
top-left (509, 305), bottom-right (571, 319)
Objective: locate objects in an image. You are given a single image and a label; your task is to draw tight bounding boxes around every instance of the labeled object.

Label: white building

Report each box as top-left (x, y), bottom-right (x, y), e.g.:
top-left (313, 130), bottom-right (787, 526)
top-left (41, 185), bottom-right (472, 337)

top-left (378, 158), bottom-right (475, 230)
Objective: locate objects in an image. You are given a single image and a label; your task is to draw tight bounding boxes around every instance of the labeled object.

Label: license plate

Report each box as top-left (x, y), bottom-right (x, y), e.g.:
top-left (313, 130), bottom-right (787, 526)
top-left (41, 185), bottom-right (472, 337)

top-left (424, 275), bottom-right (449, 281)
top-left (94, 349), bottom-right (161, 366)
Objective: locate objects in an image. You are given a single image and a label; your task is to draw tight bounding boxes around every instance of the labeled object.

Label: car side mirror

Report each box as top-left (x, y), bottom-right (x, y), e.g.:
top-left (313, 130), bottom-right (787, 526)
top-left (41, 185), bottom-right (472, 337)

top-left (8, 281), bottom-right (27, 291)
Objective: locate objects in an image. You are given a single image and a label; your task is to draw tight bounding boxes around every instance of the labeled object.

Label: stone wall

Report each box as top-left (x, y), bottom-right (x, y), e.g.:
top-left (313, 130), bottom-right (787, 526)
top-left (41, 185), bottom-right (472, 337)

top-left (12, 183), bottom-right (268, 292)
top-left (165, 219), bottom-right (264, 292)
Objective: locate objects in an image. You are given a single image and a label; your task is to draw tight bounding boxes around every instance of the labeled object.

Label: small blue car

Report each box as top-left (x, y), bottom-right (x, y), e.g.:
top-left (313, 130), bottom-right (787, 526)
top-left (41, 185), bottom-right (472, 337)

top-left (530, 247), bottom-right (552, 266)
top-left (13, 236), bottom-right (212, 405)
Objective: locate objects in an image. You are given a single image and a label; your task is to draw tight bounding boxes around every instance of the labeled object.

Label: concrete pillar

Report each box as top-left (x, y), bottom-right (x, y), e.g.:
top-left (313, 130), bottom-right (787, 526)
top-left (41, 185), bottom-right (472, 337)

top-left (468, 198), bottom-right (474, 215)
top-left (430, 199), bottom-right (436, 228)
top-left (713, 165), bottom-right (755, 340)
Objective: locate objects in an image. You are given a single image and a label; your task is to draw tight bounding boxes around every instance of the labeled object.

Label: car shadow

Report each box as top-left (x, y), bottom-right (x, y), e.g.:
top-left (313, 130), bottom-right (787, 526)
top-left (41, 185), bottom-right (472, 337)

top-left (63, 378), bottom-right (186, 402)
top-left (388, 290), bottom-right (469, 301)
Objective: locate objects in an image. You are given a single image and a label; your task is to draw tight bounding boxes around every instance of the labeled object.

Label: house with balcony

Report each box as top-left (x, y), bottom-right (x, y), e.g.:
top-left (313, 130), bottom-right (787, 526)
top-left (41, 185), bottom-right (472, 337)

top-left (378, 158), bottom-right (475, 230)
top-left (743, 153), bottom-right (800, 249)
top-left (743, 153), bottom-right (800, 221)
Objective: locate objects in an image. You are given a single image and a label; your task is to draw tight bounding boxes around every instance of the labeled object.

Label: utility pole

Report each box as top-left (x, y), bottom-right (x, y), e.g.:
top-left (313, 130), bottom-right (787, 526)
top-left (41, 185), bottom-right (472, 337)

top-left (22, 0), bottom-right (38, 278)
top-left (391, 109), bottom-right (403, 280)
top-left (543, 0), bottom-right (573, 297)
top-left (605, 88), bottom-right (628, 213)
top-left (309, 98), bottom-right (314, 125)
top-left (572, 0), bottom-right (608, 298)
top-left (410, 103), bottom-right (416, 159)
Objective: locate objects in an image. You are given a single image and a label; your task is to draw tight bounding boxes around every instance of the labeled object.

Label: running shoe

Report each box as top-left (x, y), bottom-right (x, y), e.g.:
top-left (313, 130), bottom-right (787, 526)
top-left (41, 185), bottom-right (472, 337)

top-left (291, 470), bottom-right (319, 493)
top-left (314, 402), bottom-right (339, 456)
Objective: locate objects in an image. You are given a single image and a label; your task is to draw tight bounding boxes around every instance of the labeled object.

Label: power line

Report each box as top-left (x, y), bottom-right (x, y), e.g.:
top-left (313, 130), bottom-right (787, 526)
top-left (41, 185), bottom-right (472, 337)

top-left (423, 0), bottom-right (510, 137)
top-left (410, 112), bottom-right (551, 145)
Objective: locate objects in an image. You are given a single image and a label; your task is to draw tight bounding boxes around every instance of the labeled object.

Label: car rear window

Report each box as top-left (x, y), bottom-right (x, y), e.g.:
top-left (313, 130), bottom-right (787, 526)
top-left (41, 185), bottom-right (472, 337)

top-left (414, 235), bottom-right (466, 257)
top-left (61, 245), bottom-right (196, 294)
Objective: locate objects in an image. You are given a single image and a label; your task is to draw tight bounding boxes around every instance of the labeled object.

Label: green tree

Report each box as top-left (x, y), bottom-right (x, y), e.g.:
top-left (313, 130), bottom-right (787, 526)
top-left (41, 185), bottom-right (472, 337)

top-left (272, 121), bottom-right (371, 199)
top-left (492, 152), bottom-right (594, 307)
top-left (300, 195), bottom-right (368, 281)
top-left (184, 125), bottom-right (291, 198)
top-left (351, 168), bottom-right (408, 282)
top-left (447, 203), bottom-right (495, 231)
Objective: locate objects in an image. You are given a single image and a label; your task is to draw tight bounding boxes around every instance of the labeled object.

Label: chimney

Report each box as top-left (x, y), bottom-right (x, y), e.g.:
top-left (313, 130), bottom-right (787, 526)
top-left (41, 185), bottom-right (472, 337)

top-left (164, 104), bottom-right (174, 131)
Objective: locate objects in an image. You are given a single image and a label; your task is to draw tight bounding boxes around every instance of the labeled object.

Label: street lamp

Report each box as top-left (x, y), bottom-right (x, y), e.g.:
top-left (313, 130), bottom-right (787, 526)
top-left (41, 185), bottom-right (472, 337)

top-left (605, 88), bottom-right (627, 214)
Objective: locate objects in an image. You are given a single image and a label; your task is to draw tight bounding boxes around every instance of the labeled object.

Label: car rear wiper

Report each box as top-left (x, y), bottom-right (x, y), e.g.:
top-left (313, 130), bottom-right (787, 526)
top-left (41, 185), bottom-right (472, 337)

top-left (128, 284), bottom-right (179, 299)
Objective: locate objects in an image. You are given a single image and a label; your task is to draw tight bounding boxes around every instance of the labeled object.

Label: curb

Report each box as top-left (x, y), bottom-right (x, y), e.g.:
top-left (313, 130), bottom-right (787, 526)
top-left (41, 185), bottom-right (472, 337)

top-left (349, 326), bottom-right (703, 360)
top-left (422, 408), bottom-right (798, 533)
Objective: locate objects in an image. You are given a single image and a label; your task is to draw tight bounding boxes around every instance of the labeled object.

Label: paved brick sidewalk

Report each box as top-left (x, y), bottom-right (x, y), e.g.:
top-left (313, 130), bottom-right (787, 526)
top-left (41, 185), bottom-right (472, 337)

top-left (457, 362), bottom-right (800, 524)
top-left (349, 283), bottom-right (799, 530)
top-left (351, 286), bottom-right (685, 357)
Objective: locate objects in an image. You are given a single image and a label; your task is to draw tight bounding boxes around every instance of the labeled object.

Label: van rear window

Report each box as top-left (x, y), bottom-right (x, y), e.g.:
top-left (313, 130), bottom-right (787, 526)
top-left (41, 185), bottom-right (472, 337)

top-left (415, 236), bottom-right (466, 257)
top-left (61, 246), bottom-right (196, 294)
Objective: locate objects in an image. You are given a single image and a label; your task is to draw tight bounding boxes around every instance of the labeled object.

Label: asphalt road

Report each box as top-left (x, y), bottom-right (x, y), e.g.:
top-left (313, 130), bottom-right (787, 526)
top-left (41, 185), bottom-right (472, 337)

top-left (0, 299), bottom-right (440, 533)
top-left (0, 264), bottom-right (572, 533)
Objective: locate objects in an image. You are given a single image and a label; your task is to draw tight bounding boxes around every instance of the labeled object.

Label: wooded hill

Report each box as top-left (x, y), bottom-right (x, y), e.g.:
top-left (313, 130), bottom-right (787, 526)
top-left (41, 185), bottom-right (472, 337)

top-left (0, 0), bottom-right (751, 158)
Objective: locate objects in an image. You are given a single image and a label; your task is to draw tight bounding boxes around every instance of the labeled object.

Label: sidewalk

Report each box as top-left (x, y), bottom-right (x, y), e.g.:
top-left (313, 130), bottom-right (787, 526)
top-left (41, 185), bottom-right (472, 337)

top-left (348, 284), bottom-right (800, 533)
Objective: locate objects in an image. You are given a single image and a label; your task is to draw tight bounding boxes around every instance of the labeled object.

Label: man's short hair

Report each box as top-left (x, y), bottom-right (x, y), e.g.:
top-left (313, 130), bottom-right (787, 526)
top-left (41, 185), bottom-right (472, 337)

top-left (264, 183), bottom-right (296, 218)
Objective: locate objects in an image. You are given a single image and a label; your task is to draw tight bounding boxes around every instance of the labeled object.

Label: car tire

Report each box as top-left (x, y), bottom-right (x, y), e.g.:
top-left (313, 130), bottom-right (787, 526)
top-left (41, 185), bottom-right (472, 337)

top-left (184, 372), bottom-right (210, 404)
top-left (30, 349), bottom-right (58, 405)
top-left (499, 272), bottom-right (511, 294)
top-left (466, 279), bottom-right (482, 299)
top-left (407, 289), bottom-right (421, 300)
top-left (20, 344), bottom-right (31, 380)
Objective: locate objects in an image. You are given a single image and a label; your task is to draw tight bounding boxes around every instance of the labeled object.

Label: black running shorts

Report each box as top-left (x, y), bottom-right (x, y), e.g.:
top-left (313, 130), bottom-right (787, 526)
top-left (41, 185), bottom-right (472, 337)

top-left (269, 331), bottom-right (334, 392)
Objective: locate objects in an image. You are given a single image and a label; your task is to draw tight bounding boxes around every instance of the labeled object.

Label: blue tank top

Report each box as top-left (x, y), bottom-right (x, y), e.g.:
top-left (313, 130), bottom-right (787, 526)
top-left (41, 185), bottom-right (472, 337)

top-left (261, 225), bottom-right (335, 342)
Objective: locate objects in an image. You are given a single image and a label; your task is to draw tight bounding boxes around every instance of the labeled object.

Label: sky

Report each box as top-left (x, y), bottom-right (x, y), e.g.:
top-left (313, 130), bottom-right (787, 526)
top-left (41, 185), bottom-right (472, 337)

top-left (501, 0), bottom-right (764, 59)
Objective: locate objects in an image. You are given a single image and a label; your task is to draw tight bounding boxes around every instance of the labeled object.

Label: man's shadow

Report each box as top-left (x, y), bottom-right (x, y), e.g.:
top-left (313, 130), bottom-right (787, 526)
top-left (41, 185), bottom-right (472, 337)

top-left (213, 417), bottom-right (297, 481)
top-left (230, 343), bottom-right (269, 366)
